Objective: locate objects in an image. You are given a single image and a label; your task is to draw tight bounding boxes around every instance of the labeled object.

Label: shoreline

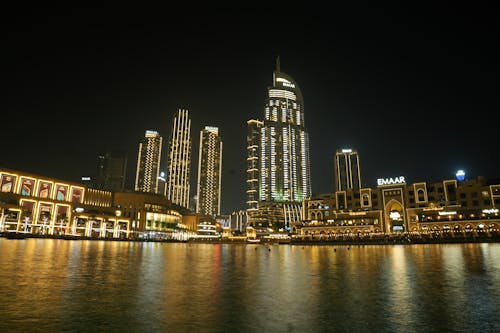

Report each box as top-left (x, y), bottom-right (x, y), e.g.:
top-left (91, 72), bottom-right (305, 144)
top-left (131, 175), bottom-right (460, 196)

top-left (1, 232), bottom-right (499, 245)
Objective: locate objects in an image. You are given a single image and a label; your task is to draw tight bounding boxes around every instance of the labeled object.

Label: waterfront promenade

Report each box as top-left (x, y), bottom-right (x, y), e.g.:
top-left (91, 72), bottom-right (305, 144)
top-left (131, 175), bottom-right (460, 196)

top-left (1, 231), bottom-right (498, 245)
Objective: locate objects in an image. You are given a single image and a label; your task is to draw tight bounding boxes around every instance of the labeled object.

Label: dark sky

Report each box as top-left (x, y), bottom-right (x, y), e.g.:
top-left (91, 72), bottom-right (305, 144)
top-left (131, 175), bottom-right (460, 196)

top-left (2, 8), bottom-right (498, 214)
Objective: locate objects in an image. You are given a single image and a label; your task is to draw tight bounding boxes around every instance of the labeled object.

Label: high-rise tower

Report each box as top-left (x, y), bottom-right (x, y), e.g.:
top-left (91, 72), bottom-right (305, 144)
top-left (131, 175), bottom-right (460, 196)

top-left (134, 130), bottom-right (162, 193)
top-left (166, 109), bottom-right (192, 208)
top-left (95, 151), bottom-right (127, 192)
top-left (196, 126), bottom-right (223, 216)
top-left (334, 148), bottom-right (361, 192)
top-left (259, 58), bottom-right (311, 202)
top-left (246, 58), bottom-right (311, 230)
top-left (246, 119), bottom-right (263, 211)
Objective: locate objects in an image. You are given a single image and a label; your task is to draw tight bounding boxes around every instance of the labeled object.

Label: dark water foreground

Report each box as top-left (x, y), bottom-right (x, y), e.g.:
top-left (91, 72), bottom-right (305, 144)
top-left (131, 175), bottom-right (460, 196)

top-left (1, 239), bottom-right (499, 332)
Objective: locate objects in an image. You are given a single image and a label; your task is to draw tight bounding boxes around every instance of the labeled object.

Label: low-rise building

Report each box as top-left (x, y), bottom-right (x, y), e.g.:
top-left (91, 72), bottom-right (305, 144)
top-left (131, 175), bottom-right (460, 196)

top-left (301, 176), bottom-right (500, 237)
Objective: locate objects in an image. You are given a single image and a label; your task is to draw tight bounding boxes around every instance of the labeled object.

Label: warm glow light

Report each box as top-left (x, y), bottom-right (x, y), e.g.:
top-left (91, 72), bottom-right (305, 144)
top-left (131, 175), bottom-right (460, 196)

top-left (439, 211), bottom-right (457, 215)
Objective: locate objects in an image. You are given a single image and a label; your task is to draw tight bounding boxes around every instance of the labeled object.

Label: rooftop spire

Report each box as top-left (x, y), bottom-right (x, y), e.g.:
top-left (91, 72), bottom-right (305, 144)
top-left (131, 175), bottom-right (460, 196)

top-left (276, 55), bottom-right (280, 72)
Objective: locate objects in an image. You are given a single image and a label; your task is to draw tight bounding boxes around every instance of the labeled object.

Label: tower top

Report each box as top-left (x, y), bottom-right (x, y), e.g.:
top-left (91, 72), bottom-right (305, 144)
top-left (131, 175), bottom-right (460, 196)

top-left (276, 55), bottom-right (280, 72)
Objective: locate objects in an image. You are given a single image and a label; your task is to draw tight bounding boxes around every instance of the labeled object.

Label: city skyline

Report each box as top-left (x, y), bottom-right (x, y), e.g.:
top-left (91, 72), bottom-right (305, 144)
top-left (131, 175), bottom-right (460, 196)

top-left (2, 10), bottom-right (498, 214)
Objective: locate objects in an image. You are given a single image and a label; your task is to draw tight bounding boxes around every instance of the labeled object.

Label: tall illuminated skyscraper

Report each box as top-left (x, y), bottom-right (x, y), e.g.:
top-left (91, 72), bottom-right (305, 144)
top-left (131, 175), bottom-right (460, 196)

top-left (196, 126), bottom-right (223, 216)
top-left (246, 58), bottom-right (311, 230)
top-left (135, 130), bottom-right (162, 193)
top-left (246, 119), bottom-right (263, 211)
top-left (166, 109), bottom-right (192, 208)
top-left (334, 148), bottom-right (361, 192)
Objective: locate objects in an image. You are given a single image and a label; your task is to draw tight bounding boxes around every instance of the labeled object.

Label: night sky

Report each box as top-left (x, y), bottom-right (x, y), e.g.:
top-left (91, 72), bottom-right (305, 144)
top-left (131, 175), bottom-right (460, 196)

top-left (2, 9), bottom-right (498, 214)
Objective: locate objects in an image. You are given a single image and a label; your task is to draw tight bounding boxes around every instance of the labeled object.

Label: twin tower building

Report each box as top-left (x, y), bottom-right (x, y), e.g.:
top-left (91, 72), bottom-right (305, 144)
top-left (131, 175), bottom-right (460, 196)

top-left (134, 110), bottom-right (222, 216)
top-left (135, 58), bottom-right (313, 229)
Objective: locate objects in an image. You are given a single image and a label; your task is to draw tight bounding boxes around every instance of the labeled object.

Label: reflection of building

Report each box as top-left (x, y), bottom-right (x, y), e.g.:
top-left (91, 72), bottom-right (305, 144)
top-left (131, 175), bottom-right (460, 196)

top-left (0, 168), bottom-right (130, 238)
top-left (166, 109), bottom-right (192, 209)
top-left (246, 59), bottom-right (311, 231)
top-left (301, 176), bottom-right (500, 236)
top-left (134, 130), bottom-right (162, 194)
top-left (196, 126), bottom-right (223, 216)
top-left (96, 151), bottom-right (127, 192)
top-left (334, 148), bottom-right (361, 192)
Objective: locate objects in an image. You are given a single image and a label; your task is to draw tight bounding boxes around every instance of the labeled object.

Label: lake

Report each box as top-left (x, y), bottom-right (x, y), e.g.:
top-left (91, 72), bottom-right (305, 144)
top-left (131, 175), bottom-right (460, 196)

top-left (0, 239), bottom-right (499, 332)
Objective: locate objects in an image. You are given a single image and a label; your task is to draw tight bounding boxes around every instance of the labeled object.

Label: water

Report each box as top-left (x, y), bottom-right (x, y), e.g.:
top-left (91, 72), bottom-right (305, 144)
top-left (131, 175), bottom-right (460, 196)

top-left (1, 239), bottom-right (499, 332)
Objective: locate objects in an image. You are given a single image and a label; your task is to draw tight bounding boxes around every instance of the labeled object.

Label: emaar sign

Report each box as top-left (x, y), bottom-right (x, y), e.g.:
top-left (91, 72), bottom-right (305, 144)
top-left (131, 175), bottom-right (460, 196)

top-left (377, 176), bottom-right (406, 186)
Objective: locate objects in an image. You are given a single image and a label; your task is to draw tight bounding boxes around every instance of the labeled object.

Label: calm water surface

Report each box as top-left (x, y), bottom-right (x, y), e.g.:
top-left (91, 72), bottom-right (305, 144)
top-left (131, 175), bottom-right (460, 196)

top-left (0, 239), bottom-right (499, 332)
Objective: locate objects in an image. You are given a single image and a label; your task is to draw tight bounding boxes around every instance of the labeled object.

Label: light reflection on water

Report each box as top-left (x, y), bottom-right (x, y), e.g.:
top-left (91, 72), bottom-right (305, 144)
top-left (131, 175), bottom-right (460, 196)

top-left (0, 239), bottom-right (499, 332)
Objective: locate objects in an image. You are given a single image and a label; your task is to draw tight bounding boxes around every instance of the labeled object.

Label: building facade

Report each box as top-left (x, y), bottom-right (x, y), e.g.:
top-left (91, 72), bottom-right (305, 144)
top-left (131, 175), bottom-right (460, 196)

top-left (166, 109), bottom-right (192, 209)
top-left (300, 176), bottom-right (500, 237)
top-left (196, 126), bottom-right (223, 216)
top-left (95, 151), bottom-right (128, 192)
top-left (246, 59), bottom-right (311, 231)
top-left (0, 168), bottom-right (130, 238)
top-left (134, 130), bottom-right (162, 193)
top-left (114, 191), bottom-right (189, 240)
top-left (246, 119), bottom-right (263, 211)
top-left (334, 148), bottom-right (361, 192)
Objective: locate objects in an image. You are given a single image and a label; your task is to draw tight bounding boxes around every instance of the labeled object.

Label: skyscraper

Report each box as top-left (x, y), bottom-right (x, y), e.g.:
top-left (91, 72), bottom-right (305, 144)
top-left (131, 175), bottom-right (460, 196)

top-left (334, 148), bottom-right (361, 192)
top-left (95, 151), bottom-right (127, 192)
top-left (246, 58), bottom-right (311, 230)
top-left (134, 130), bottom-right (162, 193)
top-left (259, 58), bottom-right (311, 202)
top-left (166, 109), bottom-right (192, 208)
top-left (246, 119), bottom-right (263, 211)
top-left (196, 126), bottom-right (223, 216)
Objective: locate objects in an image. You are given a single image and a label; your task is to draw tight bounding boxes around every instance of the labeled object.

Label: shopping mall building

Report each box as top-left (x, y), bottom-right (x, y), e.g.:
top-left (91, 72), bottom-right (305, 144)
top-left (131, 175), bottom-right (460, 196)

top-left (300, 176), bottom-right (500, 237)
top-left (0, 168), bottom-right (189, 239)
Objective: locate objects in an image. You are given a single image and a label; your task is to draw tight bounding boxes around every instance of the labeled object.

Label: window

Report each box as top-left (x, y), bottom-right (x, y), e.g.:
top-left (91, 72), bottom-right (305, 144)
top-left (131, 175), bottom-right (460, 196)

top-left (417, 189), bottom-right (425, 202)
top-left (362, 194), bottom-right (370, 206)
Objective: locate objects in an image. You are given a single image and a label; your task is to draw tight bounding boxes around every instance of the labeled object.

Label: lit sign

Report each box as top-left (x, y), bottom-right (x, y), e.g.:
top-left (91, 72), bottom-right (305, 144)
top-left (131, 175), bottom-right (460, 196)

top-left (377, 176), bottom-right (406, 186)
top-left (81, 177), bottom-right (91, 181)
top-left (482, 209), bottom-right (499, 214)
top-left (277, 77), bottom-right (296, 88)
top-left (341, 149), bottom-right (352, 153)
top-left (438, 211), bottom-right (457, 215)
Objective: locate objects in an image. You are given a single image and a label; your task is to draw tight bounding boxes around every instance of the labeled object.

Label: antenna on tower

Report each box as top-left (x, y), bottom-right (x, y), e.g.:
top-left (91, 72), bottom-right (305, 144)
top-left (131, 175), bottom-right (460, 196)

top-left (276, 55), bottom-right (280, 72)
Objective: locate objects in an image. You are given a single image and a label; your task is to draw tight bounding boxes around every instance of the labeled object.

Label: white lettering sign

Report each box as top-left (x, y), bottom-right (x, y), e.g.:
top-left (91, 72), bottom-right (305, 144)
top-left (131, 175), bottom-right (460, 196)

top-left (377, 176), bottom-right (406, 186)
top-left (282, 82), bottom-right (295, 88)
